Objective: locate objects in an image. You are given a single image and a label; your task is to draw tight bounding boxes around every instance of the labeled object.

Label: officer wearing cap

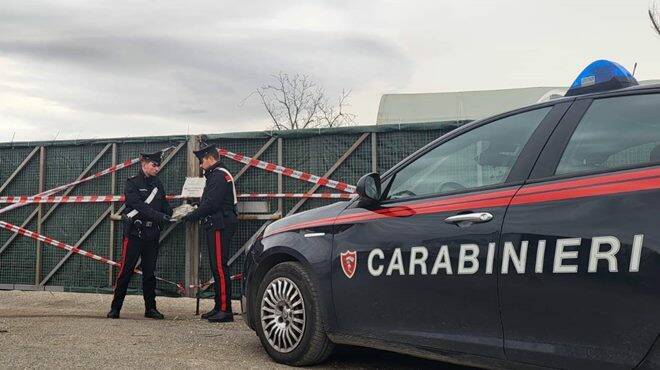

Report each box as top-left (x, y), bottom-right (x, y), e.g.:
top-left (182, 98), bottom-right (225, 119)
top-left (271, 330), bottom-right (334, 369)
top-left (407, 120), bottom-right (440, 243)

top-left (181, 144), bottom-right (238, 323)
top-left (107, 151), bottom-right (173, 320)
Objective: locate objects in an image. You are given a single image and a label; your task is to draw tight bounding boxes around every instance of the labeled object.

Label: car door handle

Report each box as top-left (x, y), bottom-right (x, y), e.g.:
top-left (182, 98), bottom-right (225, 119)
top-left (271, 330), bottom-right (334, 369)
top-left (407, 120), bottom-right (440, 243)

top-left (444, 212), bottom-right (493, 224)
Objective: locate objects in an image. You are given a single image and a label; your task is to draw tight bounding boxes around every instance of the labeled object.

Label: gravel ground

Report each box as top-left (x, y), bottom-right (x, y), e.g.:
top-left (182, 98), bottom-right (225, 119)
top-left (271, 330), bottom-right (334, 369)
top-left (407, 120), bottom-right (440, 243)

top-left (0, 290), bottom-right (474, 369)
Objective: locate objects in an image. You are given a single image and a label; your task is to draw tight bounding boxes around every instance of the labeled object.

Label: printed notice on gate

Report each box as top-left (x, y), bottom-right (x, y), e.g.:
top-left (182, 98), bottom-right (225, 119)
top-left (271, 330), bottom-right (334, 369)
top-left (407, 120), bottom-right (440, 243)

top-left (181, 177), bottom-right (206, 198)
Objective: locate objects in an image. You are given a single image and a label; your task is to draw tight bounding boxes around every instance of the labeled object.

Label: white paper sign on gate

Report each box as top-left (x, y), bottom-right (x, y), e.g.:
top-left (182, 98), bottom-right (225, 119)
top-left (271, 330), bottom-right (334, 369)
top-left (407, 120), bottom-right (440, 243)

top-left (181, 177), bottom-right (206, 198)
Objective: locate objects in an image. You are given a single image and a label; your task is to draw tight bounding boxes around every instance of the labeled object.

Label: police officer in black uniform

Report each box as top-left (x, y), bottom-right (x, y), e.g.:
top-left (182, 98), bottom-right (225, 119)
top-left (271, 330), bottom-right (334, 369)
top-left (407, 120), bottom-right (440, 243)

top-left (182, 144), bottom-right (238, 323)
top-left (107, 151), bottom-right (173, 320)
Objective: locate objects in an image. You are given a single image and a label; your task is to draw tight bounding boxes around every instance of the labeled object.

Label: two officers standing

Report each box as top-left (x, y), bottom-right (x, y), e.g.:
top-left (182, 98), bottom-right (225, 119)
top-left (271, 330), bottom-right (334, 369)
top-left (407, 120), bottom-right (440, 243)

top-left (107, 144), bottom-right (238, 323)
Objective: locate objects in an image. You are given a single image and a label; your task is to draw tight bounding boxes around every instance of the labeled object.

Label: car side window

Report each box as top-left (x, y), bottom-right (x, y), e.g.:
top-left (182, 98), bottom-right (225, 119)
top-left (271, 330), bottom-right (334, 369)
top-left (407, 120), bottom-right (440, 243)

top-left (384, 107), bottom-right (551, 200)
top-left (556, 94), bottom-right (660, 176)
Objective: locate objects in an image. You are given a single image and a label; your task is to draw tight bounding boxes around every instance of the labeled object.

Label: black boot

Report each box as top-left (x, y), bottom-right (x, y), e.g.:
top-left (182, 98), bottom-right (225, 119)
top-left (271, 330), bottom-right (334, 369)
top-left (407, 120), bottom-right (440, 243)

top-left (206, 310), bottom-right (233, 323)
top-left (201, 308), bottom-right (219, 319)
top-left (144, 308), bottom-right (164, 320)
top-left (107, 309), bottom-right (120, 319)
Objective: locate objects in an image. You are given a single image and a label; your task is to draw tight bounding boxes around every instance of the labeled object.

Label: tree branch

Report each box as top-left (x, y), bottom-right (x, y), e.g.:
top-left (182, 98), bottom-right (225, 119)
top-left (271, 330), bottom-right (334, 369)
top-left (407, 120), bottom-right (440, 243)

top-left (250, 72), bottom-right (355, 130)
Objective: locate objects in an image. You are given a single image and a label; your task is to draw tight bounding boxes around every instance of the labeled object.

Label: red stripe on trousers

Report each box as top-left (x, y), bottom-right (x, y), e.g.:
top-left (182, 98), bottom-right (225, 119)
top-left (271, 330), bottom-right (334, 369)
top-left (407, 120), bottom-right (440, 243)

top-left (114, 237), bottom-right (129, 287)
top-left (215, 230), bottom-right (227, 311)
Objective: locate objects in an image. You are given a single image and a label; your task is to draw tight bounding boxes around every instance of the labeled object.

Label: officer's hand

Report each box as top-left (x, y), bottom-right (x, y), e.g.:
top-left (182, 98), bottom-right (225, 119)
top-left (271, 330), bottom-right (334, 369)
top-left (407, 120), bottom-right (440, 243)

top-left (161, 214), bottom-right (171, 223)
top-left (170, 213), bottom-right (184, 223)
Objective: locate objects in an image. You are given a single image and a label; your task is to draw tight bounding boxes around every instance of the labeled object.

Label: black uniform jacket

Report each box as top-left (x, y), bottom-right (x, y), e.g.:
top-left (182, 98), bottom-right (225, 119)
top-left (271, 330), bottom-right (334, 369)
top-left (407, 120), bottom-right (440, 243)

top-left (185, 161), bottom-right (237, 230)
top-left (122, 170), bottom-right (172, 240)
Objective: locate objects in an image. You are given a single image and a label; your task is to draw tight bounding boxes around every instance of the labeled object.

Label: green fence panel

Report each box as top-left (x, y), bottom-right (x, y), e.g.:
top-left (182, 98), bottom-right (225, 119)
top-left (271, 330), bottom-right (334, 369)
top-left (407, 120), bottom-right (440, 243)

top-left (0, 122), bottom-right (467, 298)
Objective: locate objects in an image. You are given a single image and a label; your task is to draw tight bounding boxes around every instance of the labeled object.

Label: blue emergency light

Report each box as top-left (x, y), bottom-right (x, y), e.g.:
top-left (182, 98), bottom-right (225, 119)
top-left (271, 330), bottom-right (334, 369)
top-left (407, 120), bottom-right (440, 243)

top-left (565, 60), bottom-right (638, 97)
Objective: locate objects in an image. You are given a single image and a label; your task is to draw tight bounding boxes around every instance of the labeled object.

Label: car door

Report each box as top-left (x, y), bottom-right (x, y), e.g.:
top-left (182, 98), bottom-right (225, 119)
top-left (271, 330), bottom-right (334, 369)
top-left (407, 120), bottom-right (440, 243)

top-left (500, 92), bottom-right (660, 369)
top-left (331, 103), bottom-right (568, 358)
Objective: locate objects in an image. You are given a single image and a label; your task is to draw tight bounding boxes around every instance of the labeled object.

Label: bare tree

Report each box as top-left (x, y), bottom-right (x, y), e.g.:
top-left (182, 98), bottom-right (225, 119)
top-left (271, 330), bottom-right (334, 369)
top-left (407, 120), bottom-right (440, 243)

top-left (651, 0), bottom-right (660, 36)
top-left (253, 72), bottom-right (355, 130)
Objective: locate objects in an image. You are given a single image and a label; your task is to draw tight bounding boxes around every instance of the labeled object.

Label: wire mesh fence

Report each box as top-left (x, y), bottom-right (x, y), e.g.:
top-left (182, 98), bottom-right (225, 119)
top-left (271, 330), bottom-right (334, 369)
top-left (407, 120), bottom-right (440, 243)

top-left (0, 122), bottom-right (465, 298)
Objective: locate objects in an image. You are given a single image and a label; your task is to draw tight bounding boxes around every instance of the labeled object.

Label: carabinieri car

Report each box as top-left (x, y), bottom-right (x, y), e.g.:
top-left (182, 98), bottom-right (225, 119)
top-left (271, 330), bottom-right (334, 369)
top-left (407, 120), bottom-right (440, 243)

top-left (241, 60), bottom-right (660, 369)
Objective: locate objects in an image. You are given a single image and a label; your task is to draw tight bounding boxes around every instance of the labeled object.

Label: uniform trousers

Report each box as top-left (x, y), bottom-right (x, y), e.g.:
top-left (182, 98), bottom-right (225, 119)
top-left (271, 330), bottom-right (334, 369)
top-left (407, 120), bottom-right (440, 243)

top-left (111, 235), bottom-right (159, 311)
top-left (205, 223), bottom-right (236, 312)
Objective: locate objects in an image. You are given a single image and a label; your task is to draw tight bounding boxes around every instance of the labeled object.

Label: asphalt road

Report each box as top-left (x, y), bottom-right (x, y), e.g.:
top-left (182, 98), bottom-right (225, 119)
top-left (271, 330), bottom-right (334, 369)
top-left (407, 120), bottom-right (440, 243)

top-left (0, 290), bottom-right (475, 369)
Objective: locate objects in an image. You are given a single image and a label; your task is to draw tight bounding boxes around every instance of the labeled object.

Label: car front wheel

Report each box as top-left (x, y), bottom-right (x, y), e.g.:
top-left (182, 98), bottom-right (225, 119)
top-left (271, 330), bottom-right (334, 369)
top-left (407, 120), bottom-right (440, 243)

top-left (255, 261), bottom-right (334, 366)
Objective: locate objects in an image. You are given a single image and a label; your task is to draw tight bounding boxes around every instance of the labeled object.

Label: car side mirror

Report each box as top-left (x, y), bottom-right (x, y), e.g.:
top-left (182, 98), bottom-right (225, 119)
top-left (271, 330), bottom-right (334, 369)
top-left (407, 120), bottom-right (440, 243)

top-left (356, 172), bottom-right (381, 206)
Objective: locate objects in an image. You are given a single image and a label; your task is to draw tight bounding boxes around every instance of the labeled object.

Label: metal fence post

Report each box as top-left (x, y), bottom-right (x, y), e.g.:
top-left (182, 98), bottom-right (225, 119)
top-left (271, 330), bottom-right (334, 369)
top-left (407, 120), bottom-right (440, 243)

top-left (185, 136), bottom-right (201, 297)
top-left (108, 143), bottom-right (117, 286)
top-left (277, 138), bottom-right (283, 216)
top-left (35, 146), bottom-right (45, 285)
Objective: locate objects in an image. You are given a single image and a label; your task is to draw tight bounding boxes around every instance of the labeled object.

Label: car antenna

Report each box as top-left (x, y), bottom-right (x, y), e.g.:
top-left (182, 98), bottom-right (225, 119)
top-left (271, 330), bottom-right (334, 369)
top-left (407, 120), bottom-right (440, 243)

top-left (632, 62), bottom-right (638, 77)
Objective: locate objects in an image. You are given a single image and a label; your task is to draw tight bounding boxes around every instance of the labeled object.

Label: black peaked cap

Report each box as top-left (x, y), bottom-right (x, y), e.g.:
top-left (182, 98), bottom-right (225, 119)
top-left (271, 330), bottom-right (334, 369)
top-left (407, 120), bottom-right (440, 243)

top-left (140, 151), bottom-right (162, 166)
top-left (193, 144), bottom-right (218, 162)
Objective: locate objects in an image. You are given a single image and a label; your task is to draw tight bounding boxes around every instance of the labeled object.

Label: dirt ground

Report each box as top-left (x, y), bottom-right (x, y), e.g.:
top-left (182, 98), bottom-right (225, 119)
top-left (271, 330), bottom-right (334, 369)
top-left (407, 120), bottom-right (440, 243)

top-left (0, 290), bottom-right (474, 369)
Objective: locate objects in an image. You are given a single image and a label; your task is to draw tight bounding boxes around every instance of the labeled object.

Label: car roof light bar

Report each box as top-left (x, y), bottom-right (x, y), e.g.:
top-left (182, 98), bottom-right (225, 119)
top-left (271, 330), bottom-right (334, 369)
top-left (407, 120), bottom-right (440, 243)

top-left (565, 60), bottom-right (638, 97)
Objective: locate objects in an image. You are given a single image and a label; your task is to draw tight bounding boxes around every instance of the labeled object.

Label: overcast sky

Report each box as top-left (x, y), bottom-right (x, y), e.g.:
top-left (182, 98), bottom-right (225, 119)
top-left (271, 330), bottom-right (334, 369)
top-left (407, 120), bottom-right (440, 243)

top-left (1, 0), bottom-right (659, 142)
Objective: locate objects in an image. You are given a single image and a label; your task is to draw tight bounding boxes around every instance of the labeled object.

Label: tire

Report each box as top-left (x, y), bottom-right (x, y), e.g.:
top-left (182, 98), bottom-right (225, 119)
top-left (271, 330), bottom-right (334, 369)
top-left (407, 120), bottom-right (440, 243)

top-left (255, 261), bottom-right (334, 366)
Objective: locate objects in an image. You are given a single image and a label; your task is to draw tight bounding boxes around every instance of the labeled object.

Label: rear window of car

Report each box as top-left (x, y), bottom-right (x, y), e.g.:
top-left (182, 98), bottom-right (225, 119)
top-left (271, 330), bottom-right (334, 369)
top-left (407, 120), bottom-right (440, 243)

top-left (556, 93), bottom-right (660, 175)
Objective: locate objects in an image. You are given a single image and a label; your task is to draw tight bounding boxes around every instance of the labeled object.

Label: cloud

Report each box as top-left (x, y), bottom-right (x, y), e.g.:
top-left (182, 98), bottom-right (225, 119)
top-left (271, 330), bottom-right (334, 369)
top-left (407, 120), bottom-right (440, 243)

top-left (0, 1), bottom-right (412, 141)
top-left (6, 0), bottom-right (657, 143)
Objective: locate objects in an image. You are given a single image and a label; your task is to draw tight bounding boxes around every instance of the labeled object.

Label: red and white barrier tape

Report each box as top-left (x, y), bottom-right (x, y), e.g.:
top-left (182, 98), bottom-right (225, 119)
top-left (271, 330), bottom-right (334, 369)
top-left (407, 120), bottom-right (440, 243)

top-left (189, 273), bottom-right (242, 290)
top-left (0, 195), bottom-right (127, 204)
top-left (0, 145), bottom-right (176, 215)
top-left (0, 195), bottom-right (188, 205)
top-left (0, 143), bottom-right (356, 296)
top-left (218, 148), bottom-right (356, 193)
top-left (0, 192), bottom-right (355, 204)
top-left (238, 193), bottom-right (355, 199)
top-left (0, 220), bottom-right (184, 294)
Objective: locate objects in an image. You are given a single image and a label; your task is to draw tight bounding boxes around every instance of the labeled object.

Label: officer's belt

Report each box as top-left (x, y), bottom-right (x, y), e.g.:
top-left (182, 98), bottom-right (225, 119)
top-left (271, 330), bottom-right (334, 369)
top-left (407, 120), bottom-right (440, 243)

top-left (202, 207), bottom-right (237, 222)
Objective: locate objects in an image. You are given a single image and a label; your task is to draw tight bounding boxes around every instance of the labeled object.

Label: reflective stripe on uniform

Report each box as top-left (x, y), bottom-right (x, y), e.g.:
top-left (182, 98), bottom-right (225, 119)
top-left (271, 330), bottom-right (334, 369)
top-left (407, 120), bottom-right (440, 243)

top-left (114, 237), bottom-right (130, 287)
top-left (126, 186), bottom-right (159, 218)
top-left (215, 230), bottom-right (228, 311)
top-left (216, 167), bottom-right (238, 205)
